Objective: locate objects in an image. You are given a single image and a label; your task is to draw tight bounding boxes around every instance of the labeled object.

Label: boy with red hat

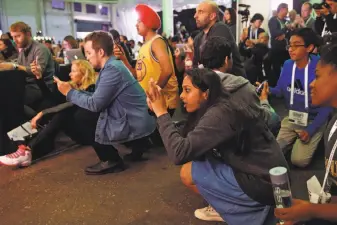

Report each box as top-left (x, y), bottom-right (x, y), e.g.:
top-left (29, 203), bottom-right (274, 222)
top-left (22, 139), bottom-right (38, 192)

top-left (114, 4), bottom-right (178, 115)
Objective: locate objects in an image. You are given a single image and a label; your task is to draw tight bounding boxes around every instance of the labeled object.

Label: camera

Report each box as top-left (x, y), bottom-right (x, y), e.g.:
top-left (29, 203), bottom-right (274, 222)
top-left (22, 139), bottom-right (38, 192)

top-left (238, 4), bottom-right (251, 23)
top-left (313, 2), bottom-right (330, 10)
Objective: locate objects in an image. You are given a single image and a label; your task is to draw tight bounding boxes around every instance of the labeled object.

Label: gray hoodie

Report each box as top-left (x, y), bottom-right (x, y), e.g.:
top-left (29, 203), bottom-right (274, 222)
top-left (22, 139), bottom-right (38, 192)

top-left (215, 71), bottom-right (280, 129)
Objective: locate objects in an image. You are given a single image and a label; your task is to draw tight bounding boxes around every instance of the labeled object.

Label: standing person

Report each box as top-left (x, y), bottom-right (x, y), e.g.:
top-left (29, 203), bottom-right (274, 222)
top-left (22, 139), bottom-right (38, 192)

top-left (193, 1), bottom-right (245, 78)
top-left (262, 28), bottom-right (332, 168)
top-left (299, 2), bottom-right (315, 30)
top-left (147, 68), bottom-right (287, 225)
top-left (0, 22), bottom-right (54, 108)
top-left (275, 38), bottom-right (337, 225)
top-left (54, 31), bottom-right (156, 174)
top-left (268, 3), bottom-right (291, 86)
top-left (223, 8), bottom-right (237, 40)
top-left (314, 0), bottom-right (337, 36)
top-left (239, 13), bottom-right (265, 58)
top-left (114, 4), bottom-right (179, 116)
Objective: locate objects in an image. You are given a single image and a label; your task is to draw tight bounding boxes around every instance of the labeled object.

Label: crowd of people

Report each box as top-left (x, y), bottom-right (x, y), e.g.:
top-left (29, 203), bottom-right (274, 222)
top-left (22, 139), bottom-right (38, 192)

top-left (0, 0), bottom-right (337, 224)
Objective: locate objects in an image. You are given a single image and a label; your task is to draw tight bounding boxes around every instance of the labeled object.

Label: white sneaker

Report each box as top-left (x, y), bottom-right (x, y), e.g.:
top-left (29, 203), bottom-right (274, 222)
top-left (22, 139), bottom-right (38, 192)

top-left (194, 205), bottom-right (224, 222)
top-left (0, 145), bottom-right (32, 167)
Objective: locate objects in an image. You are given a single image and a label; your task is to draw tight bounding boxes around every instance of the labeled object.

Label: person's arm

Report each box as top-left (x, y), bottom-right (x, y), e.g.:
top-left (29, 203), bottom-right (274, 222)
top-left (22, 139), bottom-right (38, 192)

top-left (41, 102), bottom-right (74, 116)
top-left (151, 38), bottom-right (174, 89)
top-left (66, 64), bottom-right (121, 112)
top-left (20, 47), bottom-right (50, 77)
top-left (268, 18), bottom-right (285, 38)
top-left (305, 106), bottom-right (333, 137)
top-left (156, 107), bottom-right (236, 165)
top-left (192, 35), bottom-right (200, 67)
top-left (276, 200), bottom-right (337, 223)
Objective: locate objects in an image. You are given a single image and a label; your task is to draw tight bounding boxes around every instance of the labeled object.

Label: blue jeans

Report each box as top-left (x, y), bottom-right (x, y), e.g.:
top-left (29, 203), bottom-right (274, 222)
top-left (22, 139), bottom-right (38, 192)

top-left (192, 156), bottom-right (276, 225)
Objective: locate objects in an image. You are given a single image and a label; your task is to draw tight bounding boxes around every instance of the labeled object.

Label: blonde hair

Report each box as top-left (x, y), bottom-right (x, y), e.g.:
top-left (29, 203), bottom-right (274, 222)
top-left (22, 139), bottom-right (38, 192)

top-left (69, 60), bottom-right (96, 91)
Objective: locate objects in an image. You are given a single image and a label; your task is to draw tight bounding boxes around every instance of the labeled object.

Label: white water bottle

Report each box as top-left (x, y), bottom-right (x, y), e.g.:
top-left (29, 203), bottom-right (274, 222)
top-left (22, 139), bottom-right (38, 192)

top-left (270, 167), bottom-right (293, 225)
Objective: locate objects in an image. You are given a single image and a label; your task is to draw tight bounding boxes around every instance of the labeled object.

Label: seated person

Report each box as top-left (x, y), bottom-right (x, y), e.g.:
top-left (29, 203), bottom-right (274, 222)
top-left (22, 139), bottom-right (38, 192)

top-left (54, 31), bottom-right (156, 175)
top-left (264, 28), bottom-right (332, 168)
top-left (0, 22), bottom-right (54, 108)
top-left (201, 36), bottom-right (280, 136)
top-left (275, 37), bottom-right (337, 225)
top-left (147, 68), bottom-right (288, 224)
top-left (243, 32), bottom-right (272, 84)
top-left (0, 59), bottom-right (96, 167)
top-left (0, 38), bottom-right (18, 62)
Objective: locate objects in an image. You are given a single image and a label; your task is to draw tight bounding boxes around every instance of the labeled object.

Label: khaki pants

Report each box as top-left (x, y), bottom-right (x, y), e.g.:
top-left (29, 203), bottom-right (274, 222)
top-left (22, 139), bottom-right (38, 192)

top-left (277, 116), bottom-right (326, 168)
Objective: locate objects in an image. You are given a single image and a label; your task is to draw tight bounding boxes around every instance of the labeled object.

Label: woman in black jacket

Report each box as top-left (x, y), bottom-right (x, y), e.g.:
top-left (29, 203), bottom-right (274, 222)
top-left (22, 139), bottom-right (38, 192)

top-left (147, 68), bottom-right (288, 225)
top-left (0, 60), bottom-right (96, 167)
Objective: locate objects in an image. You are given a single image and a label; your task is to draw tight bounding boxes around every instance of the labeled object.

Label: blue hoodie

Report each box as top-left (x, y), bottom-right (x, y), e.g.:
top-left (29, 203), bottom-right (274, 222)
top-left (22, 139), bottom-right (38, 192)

top-left (270, 55), bottom-right (332, 137)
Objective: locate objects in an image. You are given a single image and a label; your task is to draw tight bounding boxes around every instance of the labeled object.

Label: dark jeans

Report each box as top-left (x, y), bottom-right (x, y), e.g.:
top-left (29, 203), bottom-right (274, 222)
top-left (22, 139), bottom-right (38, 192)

top-left (63, 107), bottom-right (150, 162)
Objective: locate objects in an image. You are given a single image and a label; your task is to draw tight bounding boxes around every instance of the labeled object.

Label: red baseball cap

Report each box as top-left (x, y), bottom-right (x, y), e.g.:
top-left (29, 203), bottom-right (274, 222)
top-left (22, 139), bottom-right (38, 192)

top-left (135, 4), bottom-right (161, 30)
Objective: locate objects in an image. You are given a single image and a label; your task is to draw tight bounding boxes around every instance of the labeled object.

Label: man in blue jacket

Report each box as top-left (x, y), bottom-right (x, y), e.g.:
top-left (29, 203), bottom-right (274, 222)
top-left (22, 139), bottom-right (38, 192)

top-left (55, 31), bottom-right (156, 175)
top-left (265, 28), bottom-right (332, 168)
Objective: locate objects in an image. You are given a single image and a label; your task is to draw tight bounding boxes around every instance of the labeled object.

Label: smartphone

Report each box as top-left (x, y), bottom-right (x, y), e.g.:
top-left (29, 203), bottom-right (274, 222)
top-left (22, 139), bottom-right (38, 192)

top-left (256, 81), bottom-right (267, 95)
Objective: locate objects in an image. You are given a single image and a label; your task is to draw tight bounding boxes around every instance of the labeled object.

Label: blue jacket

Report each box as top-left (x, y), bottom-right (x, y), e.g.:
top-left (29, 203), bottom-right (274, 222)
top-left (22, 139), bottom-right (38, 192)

top-left (67, 56), bottom-right (156, 144)
top-left (270, 55), bottom-right (332, 137)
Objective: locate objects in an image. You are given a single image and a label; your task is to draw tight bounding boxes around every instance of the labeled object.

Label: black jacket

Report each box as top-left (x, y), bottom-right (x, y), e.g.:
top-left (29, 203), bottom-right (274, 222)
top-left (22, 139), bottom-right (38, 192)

top-left (193, 22), bottom-right (246, 78)
top-left (268, 16), bottom-right (288, 50)
top-left (315, 14), bottom-right (337, 36)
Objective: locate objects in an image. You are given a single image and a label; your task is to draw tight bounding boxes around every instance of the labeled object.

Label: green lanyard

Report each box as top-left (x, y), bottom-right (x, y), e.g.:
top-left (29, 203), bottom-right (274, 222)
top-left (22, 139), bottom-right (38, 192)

top-left (277, 18), bottom-right (285, 29)
top-left (305, 17), bottom-right (312, 27)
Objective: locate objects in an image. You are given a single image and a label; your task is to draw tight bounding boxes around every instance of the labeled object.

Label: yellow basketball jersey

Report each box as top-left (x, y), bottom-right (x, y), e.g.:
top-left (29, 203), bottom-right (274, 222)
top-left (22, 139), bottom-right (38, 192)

top-left (136, 35), bottom-right (179, 109)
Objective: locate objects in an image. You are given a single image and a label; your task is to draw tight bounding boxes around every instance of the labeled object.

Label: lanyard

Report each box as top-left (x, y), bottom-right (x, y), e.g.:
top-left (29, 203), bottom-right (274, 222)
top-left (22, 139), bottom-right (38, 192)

top-left (329, 120), bottom-right (337, 142)
top-left (277, 18), bottom-right (285, 29)
top-left (322, 22), bottom-right (327, 37)
top-left (249, 27), bottom-right (258, 40)
top-left (305, 17), bottom-right (312, 27)
top-left (290, 61), bottom-right (309, 109)
top-left (320, 135), bottom-right (337, 196)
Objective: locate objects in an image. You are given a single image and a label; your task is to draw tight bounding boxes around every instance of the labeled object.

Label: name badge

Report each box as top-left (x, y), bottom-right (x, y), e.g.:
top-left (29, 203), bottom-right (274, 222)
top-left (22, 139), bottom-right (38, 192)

top-left (289, 110), bottom-right (308, 127)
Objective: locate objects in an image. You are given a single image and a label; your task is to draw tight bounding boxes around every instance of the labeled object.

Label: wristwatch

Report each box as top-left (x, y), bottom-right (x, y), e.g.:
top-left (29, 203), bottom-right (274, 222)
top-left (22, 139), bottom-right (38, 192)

top-left (12, 63), bottom-right (18, 70)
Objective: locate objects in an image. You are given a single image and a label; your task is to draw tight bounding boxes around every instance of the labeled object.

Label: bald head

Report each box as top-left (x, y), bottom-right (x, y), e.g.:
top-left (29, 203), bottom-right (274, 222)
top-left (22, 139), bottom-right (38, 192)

top-left (195, 1), bottom-right (219, 31)
top-left (200, 0), bottom-right (219, 14)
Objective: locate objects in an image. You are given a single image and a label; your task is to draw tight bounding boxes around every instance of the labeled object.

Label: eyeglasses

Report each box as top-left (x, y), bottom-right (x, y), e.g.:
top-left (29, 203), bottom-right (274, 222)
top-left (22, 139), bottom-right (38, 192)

top-left (286, 44), bottom-right (306, 50)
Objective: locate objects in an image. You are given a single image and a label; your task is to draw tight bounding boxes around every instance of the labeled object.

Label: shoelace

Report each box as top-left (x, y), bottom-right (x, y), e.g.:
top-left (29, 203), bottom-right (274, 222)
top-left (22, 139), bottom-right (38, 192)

top-left (6, 146), bottom-right (26, 159)
top-left (205, 206), bottom-right (215, 212)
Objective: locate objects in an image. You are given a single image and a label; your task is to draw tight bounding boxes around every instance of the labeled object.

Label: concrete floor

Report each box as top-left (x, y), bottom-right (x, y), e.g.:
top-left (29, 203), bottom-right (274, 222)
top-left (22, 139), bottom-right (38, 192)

top-left (0, 98), bottom-right (326, 225)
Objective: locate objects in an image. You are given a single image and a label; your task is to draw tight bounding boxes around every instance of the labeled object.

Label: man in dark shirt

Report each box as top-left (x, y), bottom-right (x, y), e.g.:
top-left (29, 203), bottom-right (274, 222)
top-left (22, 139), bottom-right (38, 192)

top-left (268, 3), bottom-right (290, 86)
top-left (193, 1), bottom-right (245, 78)
top-left (0, 22), bottom-right (54, 107)
top-left (314, 0), bottom-right (337, 36)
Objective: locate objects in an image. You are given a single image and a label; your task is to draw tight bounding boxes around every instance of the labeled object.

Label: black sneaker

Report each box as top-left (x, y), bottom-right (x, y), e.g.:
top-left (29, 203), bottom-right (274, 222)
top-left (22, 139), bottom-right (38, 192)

top-left (85, 160), bottom-right (125, 175)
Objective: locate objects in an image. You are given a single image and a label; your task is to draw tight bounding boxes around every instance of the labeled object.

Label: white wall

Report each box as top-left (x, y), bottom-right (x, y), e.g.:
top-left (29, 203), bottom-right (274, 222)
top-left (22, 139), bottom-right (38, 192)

top-left (1, 0), bottom-right (42, 34)
top-left (43, 0), bottom-right (74, 43)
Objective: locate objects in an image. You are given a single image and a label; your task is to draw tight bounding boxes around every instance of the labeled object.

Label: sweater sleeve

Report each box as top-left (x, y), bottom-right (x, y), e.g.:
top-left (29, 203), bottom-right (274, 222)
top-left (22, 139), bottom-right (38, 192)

top-left (305, 106), bottom-right (333, 137)
top-left (157, 107), bottom-right (236, 165)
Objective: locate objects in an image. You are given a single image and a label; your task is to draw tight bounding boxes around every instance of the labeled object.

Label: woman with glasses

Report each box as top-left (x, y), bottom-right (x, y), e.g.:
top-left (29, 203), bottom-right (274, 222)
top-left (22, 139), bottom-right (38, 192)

top-left (260, 28), bottom-right (332, 168)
